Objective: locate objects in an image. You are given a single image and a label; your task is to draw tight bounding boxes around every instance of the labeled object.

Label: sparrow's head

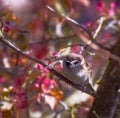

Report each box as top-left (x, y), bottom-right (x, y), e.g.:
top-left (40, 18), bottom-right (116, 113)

top-left (63, 57), bottom-right (81, 69)
top-left (63, 53), bottom-right (85, 69)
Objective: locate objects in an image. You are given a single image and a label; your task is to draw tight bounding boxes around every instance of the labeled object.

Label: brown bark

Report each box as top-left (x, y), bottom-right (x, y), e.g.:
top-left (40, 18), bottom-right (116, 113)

top-left (87, 37), bottom-right (120, 118)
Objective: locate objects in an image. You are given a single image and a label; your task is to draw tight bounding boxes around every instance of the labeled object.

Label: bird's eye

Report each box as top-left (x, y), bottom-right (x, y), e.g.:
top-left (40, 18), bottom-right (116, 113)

top-left (66, 61), bottom-right (71, 67)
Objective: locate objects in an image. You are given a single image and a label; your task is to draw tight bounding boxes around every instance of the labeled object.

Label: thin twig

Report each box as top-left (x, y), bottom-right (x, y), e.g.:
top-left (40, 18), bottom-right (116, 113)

top-left (46, 5), bottom-right (93, 41)
top-left (46, 5), bottom-right (120, 63)
top-left (93, 16), bottom-right (105, 39)
top-left (29, 34), bottom-right (76, 46)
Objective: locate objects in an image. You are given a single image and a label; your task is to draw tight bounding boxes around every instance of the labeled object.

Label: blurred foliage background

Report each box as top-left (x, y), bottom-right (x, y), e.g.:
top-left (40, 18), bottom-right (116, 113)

top-left (0, 0), bottom-right (120, 118)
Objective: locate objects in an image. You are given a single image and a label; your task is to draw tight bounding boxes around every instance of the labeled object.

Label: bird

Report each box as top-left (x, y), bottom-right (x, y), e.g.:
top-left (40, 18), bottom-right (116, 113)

top-left (63, 53), bottom-right (92, 88)
top-left (49, 52), bottom-right (95, 96)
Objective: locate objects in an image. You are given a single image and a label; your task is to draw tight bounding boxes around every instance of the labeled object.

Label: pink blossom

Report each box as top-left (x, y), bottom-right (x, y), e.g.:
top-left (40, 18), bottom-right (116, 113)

top-left (107, 2), bottom-right (116, 16)
top-left (97, 2), bottom-right (105, 13)
top-left (14, 76), bottom-right (24, 87)
top-left (34, 83), bottom-right (39, 88)
top-left (41, 78), bottom-right (55, 93)
top-left (86, 21), bottom-right (92, 27)
top-left (14, 92), bottom-right (27, 109)
top-left (43, 78), bottom-right (54, 89)
top-left (2, 25), bottom-right (11, 32)
top-left (37, 64), bottom-right (44, 70)
top-left (37, 76), bottom-right (43, 82)
top-left (52, 51), bottom-right (58, 57)
top-left (0, 77), bottom-right (5, 83)
top-left (35, 46), bottom-right (48, 59)
top-left (110, 2), bottom-right (116, 9)
top-left (34, 76), bottom-right (43, 88)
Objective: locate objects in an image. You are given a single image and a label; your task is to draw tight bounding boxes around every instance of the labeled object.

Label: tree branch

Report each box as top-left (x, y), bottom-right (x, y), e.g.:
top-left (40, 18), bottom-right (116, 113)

top-left (0, 37), bottom-right (95, 97)
top-left (87, 35), bottom-right (120, 118)
top-left (47, 5), bottom-right (120, 63)
top-left (68, 23), bottom-right (120, 63)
